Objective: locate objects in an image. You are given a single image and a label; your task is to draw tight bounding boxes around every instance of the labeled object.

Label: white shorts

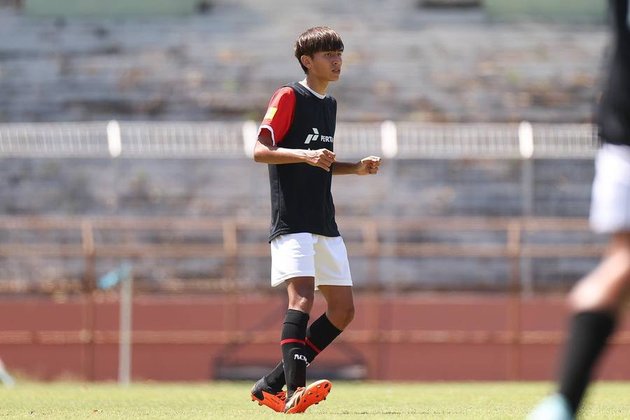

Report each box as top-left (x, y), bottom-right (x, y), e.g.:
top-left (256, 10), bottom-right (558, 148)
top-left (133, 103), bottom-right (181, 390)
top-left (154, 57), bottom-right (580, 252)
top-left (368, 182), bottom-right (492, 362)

top-left (270, 232), bottom-right (352, 288)
top-left (589, 143), bottom-right (630, 234)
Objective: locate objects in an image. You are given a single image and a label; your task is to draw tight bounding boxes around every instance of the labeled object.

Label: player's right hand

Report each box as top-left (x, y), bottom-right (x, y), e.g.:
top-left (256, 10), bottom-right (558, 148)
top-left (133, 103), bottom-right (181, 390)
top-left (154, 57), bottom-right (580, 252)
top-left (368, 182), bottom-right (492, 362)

top-left (305, 148), bottom-right (336, 171)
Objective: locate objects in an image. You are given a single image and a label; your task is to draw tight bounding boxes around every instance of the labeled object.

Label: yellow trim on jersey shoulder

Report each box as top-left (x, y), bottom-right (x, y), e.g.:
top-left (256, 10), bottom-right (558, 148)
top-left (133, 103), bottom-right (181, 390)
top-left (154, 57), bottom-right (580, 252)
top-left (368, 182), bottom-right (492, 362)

top-left (264, 106), bottom-right (278, 121)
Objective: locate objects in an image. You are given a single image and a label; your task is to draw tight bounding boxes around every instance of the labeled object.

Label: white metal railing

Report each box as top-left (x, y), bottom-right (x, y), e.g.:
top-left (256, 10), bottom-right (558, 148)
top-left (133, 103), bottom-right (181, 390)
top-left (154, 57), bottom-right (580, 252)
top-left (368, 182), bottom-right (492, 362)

top-left (531, 123), bottom-right (597, 158)
top-left (397, 122), bottom-right (522, 159)
top-left (0, 122), bottom-right (110, 157)
top-left (0, 120), bottom-right (600, 159)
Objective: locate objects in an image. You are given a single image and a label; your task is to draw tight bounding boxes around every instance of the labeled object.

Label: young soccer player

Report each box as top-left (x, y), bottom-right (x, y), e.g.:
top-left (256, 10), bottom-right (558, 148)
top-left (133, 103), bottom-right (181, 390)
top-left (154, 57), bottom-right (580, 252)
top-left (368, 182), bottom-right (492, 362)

top-left (250, 26), bottom-right (381, 414)
top-left (528, 1), bottom-right (630, 419)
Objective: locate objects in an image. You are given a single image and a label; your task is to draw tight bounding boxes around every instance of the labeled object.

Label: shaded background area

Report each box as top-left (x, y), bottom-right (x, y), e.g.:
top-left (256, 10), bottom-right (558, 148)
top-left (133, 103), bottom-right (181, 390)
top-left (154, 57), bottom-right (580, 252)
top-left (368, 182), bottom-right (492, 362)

top-left (0, 0), bottom-right (607, 123)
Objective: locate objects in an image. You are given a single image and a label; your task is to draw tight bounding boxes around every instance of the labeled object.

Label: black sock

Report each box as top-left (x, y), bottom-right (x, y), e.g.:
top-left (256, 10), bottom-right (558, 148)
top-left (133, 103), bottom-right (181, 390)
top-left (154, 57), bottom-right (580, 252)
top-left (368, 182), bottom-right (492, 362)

top-left (265, 313), bottom-right (343, 391)
top-left (264, 361), bottom-right (285, 392)
top-left (558, 311), bottom-right (616, 414)
top-left (304, 313), bottom-right (343, 362)
top-left (280, 309), bottom-right (309, 396)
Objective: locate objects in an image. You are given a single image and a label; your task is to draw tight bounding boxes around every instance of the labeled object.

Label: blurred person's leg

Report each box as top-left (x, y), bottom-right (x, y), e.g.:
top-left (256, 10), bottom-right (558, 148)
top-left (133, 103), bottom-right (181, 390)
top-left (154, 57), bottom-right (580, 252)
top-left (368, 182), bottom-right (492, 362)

top-left (556, 232), bottom-right (630, 414)
top-left (529, 144), bottom-right (630, 420)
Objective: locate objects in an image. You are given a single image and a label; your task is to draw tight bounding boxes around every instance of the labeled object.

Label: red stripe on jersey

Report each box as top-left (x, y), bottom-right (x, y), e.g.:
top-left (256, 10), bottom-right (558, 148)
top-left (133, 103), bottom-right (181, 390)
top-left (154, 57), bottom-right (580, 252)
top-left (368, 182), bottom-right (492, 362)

top-left (305, 338), bottom-right (321, 354)
top-left (260, 87), bottom-right (295, 145)
top-left (280, 338), bottom-right (305, 346)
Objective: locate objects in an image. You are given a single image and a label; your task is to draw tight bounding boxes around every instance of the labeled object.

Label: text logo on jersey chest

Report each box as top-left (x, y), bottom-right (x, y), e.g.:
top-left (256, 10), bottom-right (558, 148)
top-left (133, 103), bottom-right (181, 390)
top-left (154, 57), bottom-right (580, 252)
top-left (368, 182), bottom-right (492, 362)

top-left (304, 128), bottom-right (333, 144)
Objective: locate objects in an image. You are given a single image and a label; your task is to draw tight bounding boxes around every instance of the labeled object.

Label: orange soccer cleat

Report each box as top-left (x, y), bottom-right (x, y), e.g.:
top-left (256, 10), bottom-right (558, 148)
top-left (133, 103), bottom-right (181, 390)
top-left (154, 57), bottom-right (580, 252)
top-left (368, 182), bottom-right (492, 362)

top-left (250, 377), bottom-right (287, 413)
top-left (284, 379), bottom-right (332, 414)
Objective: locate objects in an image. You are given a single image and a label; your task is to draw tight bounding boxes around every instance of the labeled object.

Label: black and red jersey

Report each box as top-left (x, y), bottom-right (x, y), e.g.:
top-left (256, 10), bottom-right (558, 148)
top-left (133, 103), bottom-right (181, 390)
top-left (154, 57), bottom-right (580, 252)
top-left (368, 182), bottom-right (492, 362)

top-left (597, 0), bottom-right (630, 146)
top-left (260, 81), bottom-right (340, 242)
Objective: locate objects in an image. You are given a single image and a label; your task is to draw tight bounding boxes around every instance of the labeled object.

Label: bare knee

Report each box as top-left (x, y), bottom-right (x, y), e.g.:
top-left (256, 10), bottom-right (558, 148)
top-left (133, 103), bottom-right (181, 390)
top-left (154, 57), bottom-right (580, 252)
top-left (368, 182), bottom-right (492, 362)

top-left (287, 278), bottom-right (315, 313)
top-left (318, 285), bottom-right (355, 329)
top-left (327, 304), bottom-right (354, 330)
top-left (567, 284), bottom-right (590, 312)
top-left (289, 292), bottom-right (315, 313)
top-left (568, 243), bottom-right (630, 313)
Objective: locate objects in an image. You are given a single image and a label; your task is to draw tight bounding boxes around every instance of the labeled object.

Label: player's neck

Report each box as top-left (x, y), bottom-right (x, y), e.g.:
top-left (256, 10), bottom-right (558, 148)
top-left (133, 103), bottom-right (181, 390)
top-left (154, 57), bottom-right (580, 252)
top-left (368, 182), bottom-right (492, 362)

top-left (302, 76), bottom-right (329, 96)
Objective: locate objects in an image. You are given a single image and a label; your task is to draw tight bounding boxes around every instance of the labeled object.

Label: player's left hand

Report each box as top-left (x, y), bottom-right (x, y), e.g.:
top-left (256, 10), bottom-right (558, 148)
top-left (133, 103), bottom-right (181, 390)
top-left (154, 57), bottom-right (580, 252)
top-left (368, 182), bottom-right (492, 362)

top-left (357, 156), bottom-right (381, 175)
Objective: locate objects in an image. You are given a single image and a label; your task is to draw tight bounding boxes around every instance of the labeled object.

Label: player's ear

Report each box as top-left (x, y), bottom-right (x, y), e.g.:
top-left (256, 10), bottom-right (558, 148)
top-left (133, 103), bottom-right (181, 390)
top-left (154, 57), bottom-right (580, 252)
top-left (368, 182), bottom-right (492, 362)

top-left (300, 55), bottom-right (312, 70)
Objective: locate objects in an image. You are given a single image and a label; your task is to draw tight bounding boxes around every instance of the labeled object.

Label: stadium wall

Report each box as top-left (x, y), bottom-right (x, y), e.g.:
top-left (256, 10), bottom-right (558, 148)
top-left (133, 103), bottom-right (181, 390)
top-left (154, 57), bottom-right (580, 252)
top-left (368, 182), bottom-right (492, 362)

top-left (1, 293), bottom-right (630, 382)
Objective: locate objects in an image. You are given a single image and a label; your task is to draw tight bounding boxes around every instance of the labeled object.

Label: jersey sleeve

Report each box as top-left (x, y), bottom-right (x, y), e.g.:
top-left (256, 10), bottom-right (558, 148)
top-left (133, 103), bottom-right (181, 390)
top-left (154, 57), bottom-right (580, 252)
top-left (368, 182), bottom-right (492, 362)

top-left (258, 87), bottom-right (295, 145)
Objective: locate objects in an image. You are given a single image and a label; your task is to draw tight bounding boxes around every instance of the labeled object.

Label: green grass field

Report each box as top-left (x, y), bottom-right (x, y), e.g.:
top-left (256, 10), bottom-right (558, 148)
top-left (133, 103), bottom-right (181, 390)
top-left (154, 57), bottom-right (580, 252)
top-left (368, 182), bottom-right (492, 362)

top-left (1, 381), bottom-right (629, 419)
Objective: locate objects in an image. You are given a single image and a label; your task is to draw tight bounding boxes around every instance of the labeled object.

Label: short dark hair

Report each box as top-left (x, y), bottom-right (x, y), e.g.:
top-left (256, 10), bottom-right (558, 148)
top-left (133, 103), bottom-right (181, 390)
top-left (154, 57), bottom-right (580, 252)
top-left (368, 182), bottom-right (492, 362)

top-left (294, 26), bottom-right (344, 73)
